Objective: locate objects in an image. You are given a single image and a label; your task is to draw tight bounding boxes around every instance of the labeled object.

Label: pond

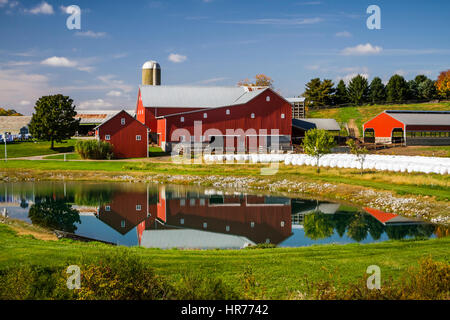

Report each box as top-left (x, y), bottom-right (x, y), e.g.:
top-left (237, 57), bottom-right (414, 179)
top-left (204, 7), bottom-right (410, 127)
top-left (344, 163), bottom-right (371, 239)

top-left (0, 182), bottom-right (442, 249)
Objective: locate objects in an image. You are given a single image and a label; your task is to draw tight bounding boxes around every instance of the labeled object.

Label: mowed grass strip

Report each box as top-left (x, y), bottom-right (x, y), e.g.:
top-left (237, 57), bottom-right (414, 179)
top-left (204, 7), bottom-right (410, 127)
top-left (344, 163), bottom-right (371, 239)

top-left (0, 140), bottom-right (77, 159)
top-left (0, 224), bottom-right (448, 299)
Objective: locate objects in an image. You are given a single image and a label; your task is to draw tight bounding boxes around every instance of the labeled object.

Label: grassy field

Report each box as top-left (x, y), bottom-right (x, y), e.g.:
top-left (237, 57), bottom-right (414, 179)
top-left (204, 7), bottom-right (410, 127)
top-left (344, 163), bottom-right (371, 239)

top-left (43, 153), bottom-right (81, 160)
top-left (0, 140), bottom-right (77, 159)
top-left (308, 102), bottom-right (450, 133)
top-left (0, 223), bottom-right (448, 299)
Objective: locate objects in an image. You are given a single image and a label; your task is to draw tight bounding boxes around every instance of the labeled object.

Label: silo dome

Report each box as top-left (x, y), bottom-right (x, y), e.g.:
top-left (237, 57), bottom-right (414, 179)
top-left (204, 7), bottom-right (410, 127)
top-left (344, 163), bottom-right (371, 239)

top-left (142, 60), bottom-right (160, 70)
top-left (142, 60), bottom-right (161, 86)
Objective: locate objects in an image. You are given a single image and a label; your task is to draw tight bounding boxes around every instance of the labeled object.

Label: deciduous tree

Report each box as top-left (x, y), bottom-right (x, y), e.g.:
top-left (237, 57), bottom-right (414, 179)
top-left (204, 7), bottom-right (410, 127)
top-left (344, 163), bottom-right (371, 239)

top-left (29, 94), bottom-right (79, 149)
top-left (302, 128), bottom-right (336, 173)
top-left (436, 70), bottom-right (450, 99)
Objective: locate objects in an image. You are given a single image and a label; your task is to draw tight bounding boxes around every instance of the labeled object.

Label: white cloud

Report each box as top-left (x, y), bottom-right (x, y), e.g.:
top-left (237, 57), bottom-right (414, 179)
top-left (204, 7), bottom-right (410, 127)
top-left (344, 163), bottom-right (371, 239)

top-left (98, 75), bottom-right (133, 93)
top-left (341, 43), bottom-right (382, 55)
top-left (75, 31), bottom-right (107, 38)
top-left (195, 77), bottom-right (228, 85)
top-left (27, 2), bottom-right (54, 15)
top-left (0, 0), bottom-right (8, 8)
top-left (41, 56), bottom-right (77, 68)
top-left (335, 31), bottom-right (352, 38)
top-left (106, 90), bottom-right (122, 97)
top-left (78, 99), bottom-right (113, 110)
top-left (19, 100), bottom-right (31, 106)
top-left (394, 70), bottom-right (407, 77)
top-left (0, 70), bottom-right (50, 114)
top-left (168, 53), bottom-right (187, 63)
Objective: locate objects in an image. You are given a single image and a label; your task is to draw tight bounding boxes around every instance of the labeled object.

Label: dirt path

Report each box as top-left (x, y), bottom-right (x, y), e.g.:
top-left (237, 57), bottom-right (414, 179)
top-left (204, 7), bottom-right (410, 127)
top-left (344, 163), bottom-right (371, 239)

top-left (347, 119), bottom-right (360, 138)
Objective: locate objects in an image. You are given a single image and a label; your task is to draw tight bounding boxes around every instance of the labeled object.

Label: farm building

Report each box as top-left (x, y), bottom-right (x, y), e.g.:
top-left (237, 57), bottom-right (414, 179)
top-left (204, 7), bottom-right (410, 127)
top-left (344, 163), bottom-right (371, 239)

top-left (363, 110), bottom-right (450, 145)
top-left (95, 110), bottom-right (149, 159)
top-left (0, 116), bottom-right (31, 138)
top-left (135, 60), bottom-right (292, 152)
top-left (286, 97), bottom-right (306, 119)
top-left (75, 110), bottom-right (135, 136)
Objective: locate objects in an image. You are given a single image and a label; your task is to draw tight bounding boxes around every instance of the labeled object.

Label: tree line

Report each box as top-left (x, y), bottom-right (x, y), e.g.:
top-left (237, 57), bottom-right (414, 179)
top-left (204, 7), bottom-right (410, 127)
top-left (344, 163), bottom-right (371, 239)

top-left (0, 108), bottom-right (22, 116)
top-left (302, 69), bottom-right (450, 108)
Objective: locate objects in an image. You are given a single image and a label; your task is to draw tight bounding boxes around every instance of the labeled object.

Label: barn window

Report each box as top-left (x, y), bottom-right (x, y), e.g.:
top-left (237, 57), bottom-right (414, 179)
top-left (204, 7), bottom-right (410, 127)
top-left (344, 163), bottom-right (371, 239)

top-left (251, 113), bottom-right (255, 119)
top-left (190, 199), bottom-right (195, 206)
top-left (180, 219), bottom-right (185, 225)
top-left (266, 96), bottom-right (270, 102)
top-left (105, 205), bottom-right (111, 211)
top-left (203, 222), bottom-right (208, 229)
top-left (121, 220), bottom-right (126, 228)
top-left (250, 222), bottom-right (255, 228)
top-left (281, 113), bottom-right (285, 119)
top-left (121, 118), bottom-right (125, 125)
top-left (203, 113), bottom-right (207, 119)
top-left (180, 199), bottom-right (185, 206)
top-left (200, 198), bottom-right (205, 206)
top-left (180, 116), bottom-right (184, 123)
top-left (281, 221), bottom-right (285, 227)
top-left (226, 109), bottom-right (230, 115)
top-left (105, 135), bottom-right (111, 141)
top-left (226, 225), bottom-right (230, 232)
top-left (136, 135), bottom-right (142, 141)
top-left (136, 204), bottom-right (142, 211)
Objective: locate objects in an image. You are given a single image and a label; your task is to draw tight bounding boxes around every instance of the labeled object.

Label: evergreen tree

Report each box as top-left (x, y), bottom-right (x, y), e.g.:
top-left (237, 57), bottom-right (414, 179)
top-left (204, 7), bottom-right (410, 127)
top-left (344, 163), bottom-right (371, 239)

top-left (414, 74), bottom-right (428, 85)
top-left (407, 80), bottom-right (419, 100)
top-left (334, 79), bottom-right (349, 105)
top-left (347, 74), bottom-right (369, 105)
top-left (386, 74), bottom-right (409, 102)
top-left (418, 79), bottom-right (437, 100)
top-left (302, 78), bottom-right (335, 107)
top-left (368, 77), bottom-right (386, 104)
top-left (29, 94), bottom-right (79, 149)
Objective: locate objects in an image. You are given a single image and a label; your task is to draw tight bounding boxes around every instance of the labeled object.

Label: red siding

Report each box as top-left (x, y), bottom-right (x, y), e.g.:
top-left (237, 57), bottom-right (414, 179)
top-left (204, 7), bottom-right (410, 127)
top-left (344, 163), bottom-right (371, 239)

top-left (98, 110), bottom-right (148, 159)
top-left (363, 112), bottom-right (405, 137)
top-left (156, 118), bottom-right (166, 145)
top-left (163, 89), bottom-right (292, 144)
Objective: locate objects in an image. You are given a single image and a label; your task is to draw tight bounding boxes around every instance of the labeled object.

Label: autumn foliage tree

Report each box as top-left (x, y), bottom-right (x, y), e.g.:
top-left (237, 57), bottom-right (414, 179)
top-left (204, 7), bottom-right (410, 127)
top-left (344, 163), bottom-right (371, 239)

top-left (237, 74), bottom-right (274, 88)
top-left (436, 70), bottom-right (450, 99)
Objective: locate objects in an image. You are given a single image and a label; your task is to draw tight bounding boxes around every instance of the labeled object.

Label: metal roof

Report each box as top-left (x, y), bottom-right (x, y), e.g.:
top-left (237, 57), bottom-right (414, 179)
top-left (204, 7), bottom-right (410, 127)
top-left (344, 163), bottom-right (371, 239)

top-left (0, 116), bottom-right (31, 134)
top-left (94, 110), bottom-right (147, 130)
top-left (139, 85), bottom-right (268, 109)
top-left (286, 97), bottom-right (305, 103)
top-left (385, 110), bottom-right (450, 126)
top-left (76, 110), bottom-right (135, 125)
top-left (292, 118), bottom-right (341, 131)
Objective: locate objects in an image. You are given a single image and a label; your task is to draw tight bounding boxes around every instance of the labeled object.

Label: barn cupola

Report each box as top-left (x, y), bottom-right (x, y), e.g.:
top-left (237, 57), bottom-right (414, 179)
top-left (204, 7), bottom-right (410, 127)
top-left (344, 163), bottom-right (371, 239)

top-left (142, 60), bottom-right (161, 86)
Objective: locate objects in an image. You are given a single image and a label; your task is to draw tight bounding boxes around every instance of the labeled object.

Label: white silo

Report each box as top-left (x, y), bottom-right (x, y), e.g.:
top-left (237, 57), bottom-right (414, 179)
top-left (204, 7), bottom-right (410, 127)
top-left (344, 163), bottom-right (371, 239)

top-left (142, 60), bottom-right (161, 86)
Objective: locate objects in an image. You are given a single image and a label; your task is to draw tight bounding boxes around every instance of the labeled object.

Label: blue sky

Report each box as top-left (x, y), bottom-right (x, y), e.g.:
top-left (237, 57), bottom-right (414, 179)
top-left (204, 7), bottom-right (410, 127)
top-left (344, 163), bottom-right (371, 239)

top-left (0, 0), bottom-right (449, 114)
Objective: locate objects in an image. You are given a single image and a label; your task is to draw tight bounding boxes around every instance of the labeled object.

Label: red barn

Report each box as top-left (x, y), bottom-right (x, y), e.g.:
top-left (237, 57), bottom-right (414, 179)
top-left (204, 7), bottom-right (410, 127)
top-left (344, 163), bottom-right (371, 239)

top-left (136, 85), bottom-right (292, 152)
top-left (363, 110), bottom-right (450, 145)
top-left (96, 110), bottom-right (149, 159)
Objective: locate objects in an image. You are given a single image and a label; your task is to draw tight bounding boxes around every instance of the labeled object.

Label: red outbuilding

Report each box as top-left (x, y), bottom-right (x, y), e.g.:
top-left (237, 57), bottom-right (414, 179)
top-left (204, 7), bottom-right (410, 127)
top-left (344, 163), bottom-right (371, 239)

top-left (363, 110), bottom-right (450, 145)
top-left (136, 85), bottom-right (292, 152)
top-left (96, 110), bottom-right (149, 159)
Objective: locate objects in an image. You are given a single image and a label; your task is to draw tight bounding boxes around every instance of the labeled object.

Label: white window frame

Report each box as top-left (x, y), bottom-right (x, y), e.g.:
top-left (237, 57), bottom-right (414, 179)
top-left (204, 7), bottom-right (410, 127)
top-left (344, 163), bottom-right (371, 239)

top-left (105, 135), bottom-right (111, 141)
top-left (136, 135), bottom-right (142, 141)
top-left (180, 218), bottom-right (185, 225)
top-left (121, 118), bottom-right (126, 125)
top-left (203, 222), bottom-right (208, 229)
top-left (251, 113), bottom-right (255, 119)
top-left (105, 205), bottom-right (111, 212)
top-left (121, 220), bottom-right (126, 228)
top-left (226, 109), bottom-right (230, 115)
top-left (180, 116), bottom-right (184, 123)
top-left (266, 96), bottom-right (270, 102)
top-left (136, 204), bottom-right (142, 211)
top-left (203, 113), bottom-right (207, 119)
top-left (281, 113), bottom-right (285, 119)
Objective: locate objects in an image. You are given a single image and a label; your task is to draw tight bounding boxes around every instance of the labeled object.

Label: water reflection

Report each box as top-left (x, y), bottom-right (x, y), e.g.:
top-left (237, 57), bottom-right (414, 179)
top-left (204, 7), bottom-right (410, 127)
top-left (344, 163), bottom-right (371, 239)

top-left (0, 182), bottom-right (443, 249)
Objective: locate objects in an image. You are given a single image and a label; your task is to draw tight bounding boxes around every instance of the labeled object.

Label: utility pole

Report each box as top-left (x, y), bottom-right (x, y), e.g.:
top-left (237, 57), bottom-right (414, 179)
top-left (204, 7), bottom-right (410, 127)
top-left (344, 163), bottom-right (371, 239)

top-left (4, 132), bottom-right (7, 162)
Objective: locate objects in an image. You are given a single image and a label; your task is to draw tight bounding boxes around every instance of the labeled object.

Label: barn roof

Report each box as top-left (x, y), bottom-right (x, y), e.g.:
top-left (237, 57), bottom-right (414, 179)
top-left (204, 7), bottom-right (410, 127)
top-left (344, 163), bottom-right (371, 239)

top-left (139, 85), bottom-right (268, 108)
top-left (385, 110), bottom-right (450, 126)
top-left (0, 116), bottom-right (31, 134)
top-left (94, 110), bottom-right (148, 130)
top-left (292, 118), bottom-right (341, 131)
top-left (76, 110), bottom-right (135, 125)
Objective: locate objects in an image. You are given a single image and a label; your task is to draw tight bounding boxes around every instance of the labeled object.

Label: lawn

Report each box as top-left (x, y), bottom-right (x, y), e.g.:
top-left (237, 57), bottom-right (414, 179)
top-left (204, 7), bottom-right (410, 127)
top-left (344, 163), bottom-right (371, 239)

top-left (0, 223), bottom-right (448, 299)
top-left (308, 102), bottom-right (450, 133)
top-left (0, 140), bottom-right (77, 159)
top-left (43, 153), bottom-right (81, 160)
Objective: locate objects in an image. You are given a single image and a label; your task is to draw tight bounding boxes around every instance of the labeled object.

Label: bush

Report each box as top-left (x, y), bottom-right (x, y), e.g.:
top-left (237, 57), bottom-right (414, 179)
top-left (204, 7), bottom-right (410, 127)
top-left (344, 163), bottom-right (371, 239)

top-left (301, 257), bottom-right (450, 300)
top-left (75, 140), bottom-right (114, 160)
top-left (173, 273), bottom-right (240, 300)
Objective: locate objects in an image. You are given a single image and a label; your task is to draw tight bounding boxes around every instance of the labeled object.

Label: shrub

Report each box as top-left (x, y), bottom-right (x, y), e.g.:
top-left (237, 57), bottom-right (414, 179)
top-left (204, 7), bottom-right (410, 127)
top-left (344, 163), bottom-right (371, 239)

top-left (75, 140), bottom-right (114, 160)
top-left (173, 273), bottom-right (240, 300)
top-left (301, 257), bottom-right (450, 300)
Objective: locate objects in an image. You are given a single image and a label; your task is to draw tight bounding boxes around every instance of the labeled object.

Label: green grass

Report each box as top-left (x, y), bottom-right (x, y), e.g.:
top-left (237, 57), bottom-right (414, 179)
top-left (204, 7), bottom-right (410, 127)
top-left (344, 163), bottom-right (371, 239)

top-left (0, 224), bottom-right (448, 299)
top-left (43, 153), bottom-right (81, 160)
top-left (308, 102), bottom-right (450, 132)
top-left (0, 140), bottom-right (77, 159)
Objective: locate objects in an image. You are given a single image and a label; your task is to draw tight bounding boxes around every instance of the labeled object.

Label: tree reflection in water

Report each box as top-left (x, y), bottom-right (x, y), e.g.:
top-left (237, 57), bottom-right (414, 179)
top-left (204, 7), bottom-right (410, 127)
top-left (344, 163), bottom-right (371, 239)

top-left (28, 197), bottom-right (81, 233)
top-left (302, 210), bottom-right (436, 242)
